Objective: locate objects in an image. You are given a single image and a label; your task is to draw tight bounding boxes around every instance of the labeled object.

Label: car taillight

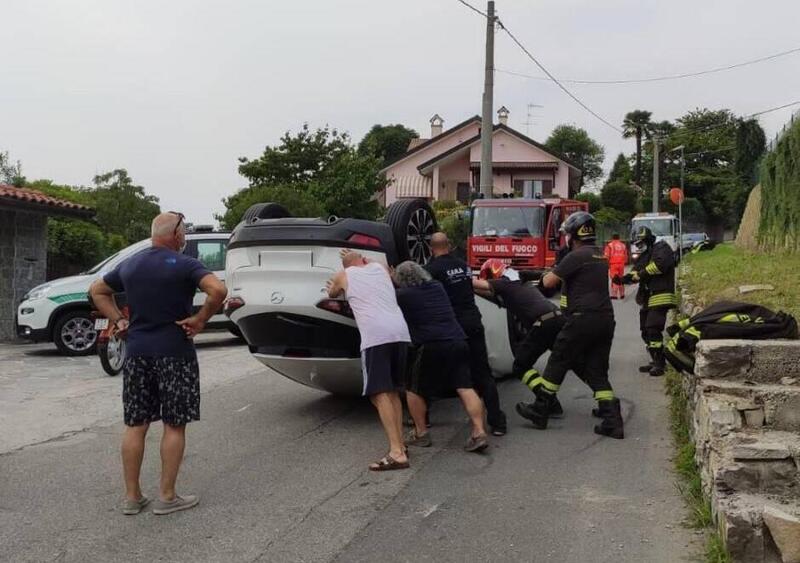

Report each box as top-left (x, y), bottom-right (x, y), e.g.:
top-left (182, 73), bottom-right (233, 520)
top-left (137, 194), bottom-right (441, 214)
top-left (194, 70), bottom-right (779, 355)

top-left (224, 296), bottom-right (245, 317)
top-left (347, 233), bottom-right (382, 248)
top-left (316, 298), bottom-right (354, 318)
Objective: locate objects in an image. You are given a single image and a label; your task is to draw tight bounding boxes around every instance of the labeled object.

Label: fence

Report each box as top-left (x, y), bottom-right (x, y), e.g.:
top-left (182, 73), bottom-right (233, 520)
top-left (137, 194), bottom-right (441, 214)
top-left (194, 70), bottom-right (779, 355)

top-left (765, 108), bottom-right (800, 153)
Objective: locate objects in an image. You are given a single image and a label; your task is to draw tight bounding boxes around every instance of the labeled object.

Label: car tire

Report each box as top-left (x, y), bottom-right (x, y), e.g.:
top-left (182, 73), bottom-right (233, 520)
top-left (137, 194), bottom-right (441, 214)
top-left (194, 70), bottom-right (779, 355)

top-left (98, 336), bottom-right (126, 376)
top-left (242, 202), bottom-right (291, 224)
top-left (53, 309), bottom-right (98, 356)
top-left (384, 199), bottom-right (438, 265)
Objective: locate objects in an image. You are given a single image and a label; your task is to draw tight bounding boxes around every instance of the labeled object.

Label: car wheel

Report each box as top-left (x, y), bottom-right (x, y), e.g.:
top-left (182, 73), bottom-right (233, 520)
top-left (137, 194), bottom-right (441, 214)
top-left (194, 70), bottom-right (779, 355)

top-left (98, 335), bottom-right (126, 376)
top-left (53, 310), bottom-right (98, 356)
top-left (242, 202), bottom-right (291, 224)
top-left (384, 199), bottom-right (438, 265)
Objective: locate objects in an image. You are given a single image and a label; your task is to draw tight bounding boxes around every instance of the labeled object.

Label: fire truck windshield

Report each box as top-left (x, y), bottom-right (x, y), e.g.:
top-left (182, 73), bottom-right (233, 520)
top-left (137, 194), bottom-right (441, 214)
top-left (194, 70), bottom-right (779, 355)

top-left (472, 206), bottom-right (545, 237)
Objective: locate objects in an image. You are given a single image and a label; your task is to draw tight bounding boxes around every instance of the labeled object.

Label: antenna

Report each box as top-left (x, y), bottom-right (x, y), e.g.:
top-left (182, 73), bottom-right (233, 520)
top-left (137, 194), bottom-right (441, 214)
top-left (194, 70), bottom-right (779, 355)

top-left (523, 102), bottom-right (544, 136)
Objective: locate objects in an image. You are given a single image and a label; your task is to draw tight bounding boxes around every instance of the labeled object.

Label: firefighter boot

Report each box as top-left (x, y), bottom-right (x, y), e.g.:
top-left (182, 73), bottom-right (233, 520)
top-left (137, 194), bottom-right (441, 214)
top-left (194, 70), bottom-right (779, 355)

top-left (639, 348), bottom-right (657, 373)
top-left (593, 398), bottom-right (624, 439)
top-left (649, 348), bottom-right (666, 377)
top-left (533, 382), bottom-right (564, 418)
top-left (522, 370), bottom-right (564, 418)
top-left (515, 391), bottom-right (556, 430)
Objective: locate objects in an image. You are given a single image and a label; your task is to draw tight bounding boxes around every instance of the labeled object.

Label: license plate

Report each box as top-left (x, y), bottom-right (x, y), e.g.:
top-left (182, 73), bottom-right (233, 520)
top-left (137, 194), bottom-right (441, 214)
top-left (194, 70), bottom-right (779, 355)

top-left (94, 318), bottom-right (109, 330)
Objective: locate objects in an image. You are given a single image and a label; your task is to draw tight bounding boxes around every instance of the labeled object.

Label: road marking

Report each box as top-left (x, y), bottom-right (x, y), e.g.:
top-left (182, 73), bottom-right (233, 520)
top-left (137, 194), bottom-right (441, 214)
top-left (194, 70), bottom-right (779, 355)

top-left (236, 404), bottom-right (252, 413)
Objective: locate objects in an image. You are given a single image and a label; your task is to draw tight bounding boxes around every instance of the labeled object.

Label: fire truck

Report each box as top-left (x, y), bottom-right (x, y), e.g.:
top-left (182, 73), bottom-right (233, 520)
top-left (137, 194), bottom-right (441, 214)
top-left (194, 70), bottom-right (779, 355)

top-left (467, 197), bottom-right (589, 272)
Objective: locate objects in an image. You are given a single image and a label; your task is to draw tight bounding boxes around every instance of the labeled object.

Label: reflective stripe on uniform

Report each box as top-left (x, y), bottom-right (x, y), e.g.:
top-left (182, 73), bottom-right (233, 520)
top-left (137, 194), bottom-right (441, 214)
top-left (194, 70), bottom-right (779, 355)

top-left (560, 295), bottom-right (568, 309)
top-left (529, 375), bottom-right (560, 393)
top-left (647, 293), bottom-right (677, 307)
top-left (521, 369), bottom-right (539, 389)
top-left (685, 326), bottom-right (702, 339)
top-left (678, 318), bottom-right (690, 329)
top-left (645, 262), bottom-right (661, 275)
top-left (594, 390), bottom-right (615, 401)
top-left (647, 340), bottom-right (663, 349)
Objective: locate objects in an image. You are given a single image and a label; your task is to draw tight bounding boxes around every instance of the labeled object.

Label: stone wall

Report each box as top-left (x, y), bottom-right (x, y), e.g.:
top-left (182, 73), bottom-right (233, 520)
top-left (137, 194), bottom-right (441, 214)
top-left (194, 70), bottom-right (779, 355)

top-left (0, 210), bottom-right (47, 340)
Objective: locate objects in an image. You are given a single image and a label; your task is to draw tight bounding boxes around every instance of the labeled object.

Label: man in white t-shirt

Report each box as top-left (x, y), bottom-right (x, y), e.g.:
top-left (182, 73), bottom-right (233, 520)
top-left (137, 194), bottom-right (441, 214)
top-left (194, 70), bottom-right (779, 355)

top-left (326, 252), bottom-right (411, 471)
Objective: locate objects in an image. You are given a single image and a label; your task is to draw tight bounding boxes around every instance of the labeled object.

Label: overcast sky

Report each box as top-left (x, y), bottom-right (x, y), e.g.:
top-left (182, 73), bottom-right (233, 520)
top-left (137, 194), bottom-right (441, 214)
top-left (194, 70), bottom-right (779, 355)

top-left (3, 0), bottom-right (799, 224)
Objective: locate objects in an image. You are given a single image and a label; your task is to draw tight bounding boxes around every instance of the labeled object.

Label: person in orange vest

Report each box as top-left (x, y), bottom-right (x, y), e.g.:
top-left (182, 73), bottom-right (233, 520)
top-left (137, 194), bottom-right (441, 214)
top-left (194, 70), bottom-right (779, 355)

top-left (604, 233), bottom-right (628, 299)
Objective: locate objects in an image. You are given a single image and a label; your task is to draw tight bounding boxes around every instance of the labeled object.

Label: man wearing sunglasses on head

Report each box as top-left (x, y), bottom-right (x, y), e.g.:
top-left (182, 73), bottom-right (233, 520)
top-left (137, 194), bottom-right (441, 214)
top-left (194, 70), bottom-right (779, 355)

top-left (90, 212), bottom-right (227, 516)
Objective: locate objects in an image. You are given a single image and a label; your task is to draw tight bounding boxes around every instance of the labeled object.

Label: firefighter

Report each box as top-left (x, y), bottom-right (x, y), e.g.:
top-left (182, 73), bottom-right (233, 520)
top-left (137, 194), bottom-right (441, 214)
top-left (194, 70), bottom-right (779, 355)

top-left (615, 226), bottom-right (676, 377)
top-left (515, 211), bottom-right (624, 439)
top-left (471, 258), bottom-right (566, 418)
top-left (604, 233), bottom-right (628, 299)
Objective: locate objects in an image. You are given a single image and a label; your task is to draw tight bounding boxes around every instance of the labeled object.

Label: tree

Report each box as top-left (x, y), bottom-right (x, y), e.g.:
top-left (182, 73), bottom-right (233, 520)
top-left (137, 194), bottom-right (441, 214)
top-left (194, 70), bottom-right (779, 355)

top-left (545, 125), bottom-right (605, 186)
top-left (607, 153), bottom-right (632, 185)
top-left (622, 110), bottom-right (653, 188)
top-left (91, 169), bottom-right (161, 245)
top-left (222, 124), bottom-right (387, 226)
top-left (0, 150), bottom-right (25, 186)
top-left (358, 124), bottom-right (419, 166)
top-left (575, 192), bottom-right (601, 213)
top-left (600, 181), bottom-right (638, 216)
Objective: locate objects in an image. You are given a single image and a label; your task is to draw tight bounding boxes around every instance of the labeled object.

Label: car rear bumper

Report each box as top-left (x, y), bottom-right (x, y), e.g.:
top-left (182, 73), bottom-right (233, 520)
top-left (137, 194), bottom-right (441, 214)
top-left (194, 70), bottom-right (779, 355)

top-left (254, 354), bottom-right (363, 396)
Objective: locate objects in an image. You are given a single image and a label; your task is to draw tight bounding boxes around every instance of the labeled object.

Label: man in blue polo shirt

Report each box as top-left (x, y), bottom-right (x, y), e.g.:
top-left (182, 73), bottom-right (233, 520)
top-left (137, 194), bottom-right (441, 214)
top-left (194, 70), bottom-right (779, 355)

top-left (90, 212), bottom-right (227, 515)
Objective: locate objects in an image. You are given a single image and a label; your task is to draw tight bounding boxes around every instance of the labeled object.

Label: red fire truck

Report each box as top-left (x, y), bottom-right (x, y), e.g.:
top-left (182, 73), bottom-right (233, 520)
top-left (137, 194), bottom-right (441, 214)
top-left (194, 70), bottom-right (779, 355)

top-left (467, 197), bottom-right (589, 271)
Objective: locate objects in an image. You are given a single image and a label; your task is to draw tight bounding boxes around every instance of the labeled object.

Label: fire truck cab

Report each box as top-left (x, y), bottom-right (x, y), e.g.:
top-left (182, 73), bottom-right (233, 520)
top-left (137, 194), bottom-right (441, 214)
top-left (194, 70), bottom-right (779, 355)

top-left (467, 197), bottom-right (588, 272)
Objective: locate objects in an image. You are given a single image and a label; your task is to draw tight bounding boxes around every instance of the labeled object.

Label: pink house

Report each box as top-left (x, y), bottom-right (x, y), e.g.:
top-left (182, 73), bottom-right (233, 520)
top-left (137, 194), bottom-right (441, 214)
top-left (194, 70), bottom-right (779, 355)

top-left (380, 109), bottom-right (582, 206)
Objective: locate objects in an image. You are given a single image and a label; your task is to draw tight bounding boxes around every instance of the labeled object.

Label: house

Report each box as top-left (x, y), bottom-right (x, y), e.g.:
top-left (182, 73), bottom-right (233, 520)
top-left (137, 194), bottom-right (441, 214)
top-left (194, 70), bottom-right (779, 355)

top-left (380, 108), bottom-right (582, 206)
top-left (0, 184), bottom-right (94, 340)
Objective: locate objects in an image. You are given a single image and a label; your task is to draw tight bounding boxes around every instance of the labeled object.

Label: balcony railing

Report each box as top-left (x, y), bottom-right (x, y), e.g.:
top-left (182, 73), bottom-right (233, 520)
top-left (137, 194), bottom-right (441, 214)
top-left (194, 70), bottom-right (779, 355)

top-left (392, 175), bottom-right (433, 199)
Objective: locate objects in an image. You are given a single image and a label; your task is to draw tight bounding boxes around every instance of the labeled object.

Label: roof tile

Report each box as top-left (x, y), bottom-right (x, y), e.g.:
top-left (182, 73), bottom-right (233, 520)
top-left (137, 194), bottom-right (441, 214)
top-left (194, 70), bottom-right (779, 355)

top-left (0, 184), bottom-right (94, 215)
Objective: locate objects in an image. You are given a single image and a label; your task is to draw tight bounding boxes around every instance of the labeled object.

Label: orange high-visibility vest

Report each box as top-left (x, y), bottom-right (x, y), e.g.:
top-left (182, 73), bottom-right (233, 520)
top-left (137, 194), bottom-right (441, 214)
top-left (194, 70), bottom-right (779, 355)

top-left (604, 239), bottom-right (628, 265)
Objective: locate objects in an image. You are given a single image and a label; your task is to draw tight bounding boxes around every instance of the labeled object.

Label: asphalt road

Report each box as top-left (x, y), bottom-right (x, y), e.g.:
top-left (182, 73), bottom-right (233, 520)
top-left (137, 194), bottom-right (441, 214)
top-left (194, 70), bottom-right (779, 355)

top-left (0, 298), bottom-right (700, 562)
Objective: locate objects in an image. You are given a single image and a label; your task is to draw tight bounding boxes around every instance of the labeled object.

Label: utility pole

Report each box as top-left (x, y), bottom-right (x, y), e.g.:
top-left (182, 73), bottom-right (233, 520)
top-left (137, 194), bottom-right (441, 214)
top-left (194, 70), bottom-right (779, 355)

top-left (652, 137), bottom-right (660, 213)
top-left (479, 1), bottom-right (495, 198)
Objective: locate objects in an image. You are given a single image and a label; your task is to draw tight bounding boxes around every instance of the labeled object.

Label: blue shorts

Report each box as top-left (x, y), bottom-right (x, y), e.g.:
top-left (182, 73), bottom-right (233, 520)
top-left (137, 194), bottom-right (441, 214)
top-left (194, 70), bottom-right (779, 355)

top-left (361, 342), bottom-right (408, 396)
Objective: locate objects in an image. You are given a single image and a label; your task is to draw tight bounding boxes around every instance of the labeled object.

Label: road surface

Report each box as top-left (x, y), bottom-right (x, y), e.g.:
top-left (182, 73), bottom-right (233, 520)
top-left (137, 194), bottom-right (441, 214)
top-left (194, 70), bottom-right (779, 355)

top-left (0, 298), bottom-right (700, 562)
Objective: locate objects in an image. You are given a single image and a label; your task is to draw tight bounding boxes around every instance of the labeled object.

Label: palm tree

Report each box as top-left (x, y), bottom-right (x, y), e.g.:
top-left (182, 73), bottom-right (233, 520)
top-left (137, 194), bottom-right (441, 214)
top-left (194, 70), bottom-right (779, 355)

top-left (622, 110), bottom-right (653, 189)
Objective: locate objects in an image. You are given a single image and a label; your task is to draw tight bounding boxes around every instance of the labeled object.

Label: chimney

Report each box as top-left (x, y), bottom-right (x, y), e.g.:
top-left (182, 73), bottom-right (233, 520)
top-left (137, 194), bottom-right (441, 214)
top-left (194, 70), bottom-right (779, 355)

top-left (430, 114), bottom-right (444, 137)
top-left (497, 106), bottom-right (509, 126)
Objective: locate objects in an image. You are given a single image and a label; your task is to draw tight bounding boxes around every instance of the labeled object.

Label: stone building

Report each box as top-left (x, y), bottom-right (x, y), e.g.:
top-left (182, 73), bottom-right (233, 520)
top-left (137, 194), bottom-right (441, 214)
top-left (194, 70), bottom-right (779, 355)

top-left (0, 184), bottom-right (94, 340)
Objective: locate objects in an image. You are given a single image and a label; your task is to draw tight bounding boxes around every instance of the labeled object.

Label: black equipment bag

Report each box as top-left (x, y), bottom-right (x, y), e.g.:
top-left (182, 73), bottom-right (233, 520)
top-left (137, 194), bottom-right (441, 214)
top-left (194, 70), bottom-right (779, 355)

top-left (664, 300), bottom-right (798, 374)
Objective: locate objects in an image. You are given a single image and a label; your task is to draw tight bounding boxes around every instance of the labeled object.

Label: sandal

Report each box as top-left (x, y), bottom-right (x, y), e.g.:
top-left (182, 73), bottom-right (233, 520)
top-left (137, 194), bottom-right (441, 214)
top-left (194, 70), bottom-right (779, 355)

top-left (369, 455), bottom-right (410, 472)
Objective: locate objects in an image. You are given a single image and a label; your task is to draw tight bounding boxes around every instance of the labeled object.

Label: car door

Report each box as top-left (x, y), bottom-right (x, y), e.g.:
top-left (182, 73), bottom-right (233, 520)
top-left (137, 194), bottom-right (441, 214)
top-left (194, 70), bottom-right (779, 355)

top-left (189, 237), bottom-right (228, 320)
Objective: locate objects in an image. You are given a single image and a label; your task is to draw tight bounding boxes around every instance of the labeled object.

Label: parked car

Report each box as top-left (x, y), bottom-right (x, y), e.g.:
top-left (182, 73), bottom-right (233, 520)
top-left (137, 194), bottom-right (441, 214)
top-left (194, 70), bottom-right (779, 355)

top-left (16, 227), bottom-right (234, 356)
top-left (224, 200), bottom-right (523, 396)
top-left (681, 232), bottom-right (709, 253)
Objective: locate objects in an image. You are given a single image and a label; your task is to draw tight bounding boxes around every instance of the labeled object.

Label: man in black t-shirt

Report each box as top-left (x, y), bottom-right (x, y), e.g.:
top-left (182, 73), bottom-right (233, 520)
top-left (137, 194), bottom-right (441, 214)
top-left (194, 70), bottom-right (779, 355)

top-left (516, 212), bottom-right (624, 439)
top-left (425, 233), bottom-right (507, 436)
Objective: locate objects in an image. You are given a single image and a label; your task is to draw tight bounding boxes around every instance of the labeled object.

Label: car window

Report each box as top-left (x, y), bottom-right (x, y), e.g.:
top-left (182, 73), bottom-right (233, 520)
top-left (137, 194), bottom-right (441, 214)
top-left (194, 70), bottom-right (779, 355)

top-left (196, 240), bottom-right (227, 271)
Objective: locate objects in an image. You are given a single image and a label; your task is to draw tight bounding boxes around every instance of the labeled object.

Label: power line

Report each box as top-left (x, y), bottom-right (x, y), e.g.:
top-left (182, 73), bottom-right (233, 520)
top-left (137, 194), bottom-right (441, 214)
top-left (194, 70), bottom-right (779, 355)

top-left (454, 0), bottom-right (488, 18)
top-left (497, 20), bottom-right (623, 134)
top-left (496, 46), bottom-right (800, 85)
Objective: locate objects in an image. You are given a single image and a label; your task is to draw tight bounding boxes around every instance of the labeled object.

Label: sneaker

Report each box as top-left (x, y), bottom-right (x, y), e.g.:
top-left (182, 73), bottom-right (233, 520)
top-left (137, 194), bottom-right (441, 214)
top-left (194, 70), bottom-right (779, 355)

top-left (152, 494), bottom-right (200, 515)
top-left (490, 426), bottom-right (507, 437)
top-left (464, 434), bottom-right (489, 453)
top-left (405, 430), bottom-right (432, 448)
top-left (122, 495), bottom-right (150, 515)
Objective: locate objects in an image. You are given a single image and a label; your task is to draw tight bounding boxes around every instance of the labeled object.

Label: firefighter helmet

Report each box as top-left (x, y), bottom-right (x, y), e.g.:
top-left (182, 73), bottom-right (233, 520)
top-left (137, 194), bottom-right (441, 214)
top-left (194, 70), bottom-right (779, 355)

top-left (561, 211), bottom-right (597, 242)
top-left (633, 226), bottom-right (656, 250)
top-left (479, 258), bottom-right (508, 280)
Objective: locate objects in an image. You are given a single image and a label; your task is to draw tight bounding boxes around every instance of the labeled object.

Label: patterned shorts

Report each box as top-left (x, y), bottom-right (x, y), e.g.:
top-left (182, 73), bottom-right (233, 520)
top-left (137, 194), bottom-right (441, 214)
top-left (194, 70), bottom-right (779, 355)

top-left (122, 355), bottom-right (200, 426)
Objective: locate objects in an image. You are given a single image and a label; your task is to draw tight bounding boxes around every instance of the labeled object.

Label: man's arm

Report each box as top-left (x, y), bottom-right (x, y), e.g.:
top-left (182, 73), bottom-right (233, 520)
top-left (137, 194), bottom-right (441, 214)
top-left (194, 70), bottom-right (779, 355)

top-left (541, 271), bottom-right (562, 289)
top-left (472, 278), bottom-right (495, 299)
top-left (326, 270), bottom-right (347, 298)
top-left (89, 279), bottom-right (128, 334)
top-left (176, 273), bottom-right (228, 338)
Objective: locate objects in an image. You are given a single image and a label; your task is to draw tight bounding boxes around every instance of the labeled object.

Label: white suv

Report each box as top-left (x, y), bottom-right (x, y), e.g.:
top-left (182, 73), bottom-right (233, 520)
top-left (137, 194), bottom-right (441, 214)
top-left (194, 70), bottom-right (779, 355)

top-left (224, 201), bottom-right (518, 396)
top-left (16, 229), bottom-right (233, 355)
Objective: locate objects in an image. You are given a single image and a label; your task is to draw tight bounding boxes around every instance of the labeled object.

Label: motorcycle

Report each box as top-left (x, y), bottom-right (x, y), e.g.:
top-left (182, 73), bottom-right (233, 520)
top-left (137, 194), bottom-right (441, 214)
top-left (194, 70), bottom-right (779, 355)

top-left (93, 295), bottom-right (129, 377)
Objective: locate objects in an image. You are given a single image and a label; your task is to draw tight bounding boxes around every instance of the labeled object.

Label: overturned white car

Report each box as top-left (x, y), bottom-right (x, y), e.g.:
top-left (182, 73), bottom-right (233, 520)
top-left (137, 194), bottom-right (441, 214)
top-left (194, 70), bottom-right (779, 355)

top-left (224, 200), bottom-right (524, 396)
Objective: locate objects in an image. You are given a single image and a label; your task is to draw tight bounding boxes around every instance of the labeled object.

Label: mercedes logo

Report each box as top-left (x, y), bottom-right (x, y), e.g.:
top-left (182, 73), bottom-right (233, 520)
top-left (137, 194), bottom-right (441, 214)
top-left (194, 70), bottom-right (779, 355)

top-left (270, 291), bottom-right (284, 304)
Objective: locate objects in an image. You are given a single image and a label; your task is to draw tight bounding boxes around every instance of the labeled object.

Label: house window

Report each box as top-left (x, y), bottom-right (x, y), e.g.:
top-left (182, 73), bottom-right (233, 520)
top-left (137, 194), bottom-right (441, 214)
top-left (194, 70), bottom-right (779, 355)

top-left (456, 182), bottom-right (471, 204)
top-left (513, 179), bottom-right (554, 198)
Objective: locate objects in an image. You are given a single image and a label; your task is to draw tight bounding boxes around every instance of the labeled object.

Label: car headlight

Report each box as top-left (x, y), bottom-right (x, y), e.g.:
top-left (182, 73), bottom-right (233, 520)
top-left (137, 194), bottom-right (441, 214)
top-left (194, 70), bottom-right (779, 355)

top-left (24, 286), bottom-right (52, 301)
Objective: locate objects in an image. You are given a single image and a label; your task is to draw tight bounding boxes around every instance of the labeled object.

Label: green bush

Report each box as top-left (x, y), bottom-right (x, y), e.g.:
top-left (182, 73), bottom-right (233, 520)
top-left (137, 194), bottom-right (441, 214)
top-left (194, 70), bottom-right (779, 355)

top-left (759, 118), bottom-right (800, 251)
top-left (439, 210), bottom-right (470, 254)
top-left (600, 181), bottom-right (637, 216)
top-left (575, 192), bottom-right (601, 213)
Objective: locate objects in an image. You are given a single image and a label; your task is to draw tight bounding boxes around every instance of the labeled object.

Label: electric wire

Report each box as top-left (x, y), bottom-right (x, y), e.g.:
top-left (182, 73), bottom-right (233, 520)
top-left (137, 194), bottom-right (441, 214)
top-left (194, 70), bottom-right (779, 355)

top-left (496, 46), bottom-right (800, 85)
top-left (454, 0), bottom-right (488, 18)
top-left (497, 20), bottom-right (623, 134)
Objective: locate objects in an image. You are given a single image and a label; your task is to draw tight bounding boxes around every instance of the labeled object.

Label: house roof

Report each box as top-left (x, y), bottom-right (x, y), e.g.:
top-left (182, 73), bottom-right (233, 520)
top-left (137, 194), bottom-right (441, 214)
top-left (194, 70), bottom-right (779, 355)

top-left (407, 138), bottom-right (428, 150)
top-left (415, 123), bottom-right (582, 174)
top-left (381, 115), bottom-right (481, 172)
top-left (0, 184), bottom-right (95, 219)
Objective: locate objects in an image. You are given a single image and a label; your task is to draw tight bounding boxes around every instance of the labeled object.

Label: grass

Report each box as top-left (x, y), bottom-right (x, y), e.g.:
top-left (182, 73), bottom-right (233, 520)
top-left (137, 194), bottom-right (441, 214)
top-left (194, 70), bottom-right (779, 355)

top-left (681, 243), bottom-right (800, 318)
top-left (664, 369), bottom-right (731, 563)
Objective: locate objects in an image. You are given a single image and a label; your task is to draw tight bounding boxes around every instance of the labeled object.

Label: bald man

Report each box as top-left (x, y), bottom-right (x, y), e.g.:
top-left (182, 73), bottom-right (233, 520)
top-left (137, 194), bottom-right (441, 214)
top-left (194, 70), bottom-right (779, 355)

top-left (90, 212), bottom-right (227, 515)
top-left (425, 232), bottom-right (507, 436)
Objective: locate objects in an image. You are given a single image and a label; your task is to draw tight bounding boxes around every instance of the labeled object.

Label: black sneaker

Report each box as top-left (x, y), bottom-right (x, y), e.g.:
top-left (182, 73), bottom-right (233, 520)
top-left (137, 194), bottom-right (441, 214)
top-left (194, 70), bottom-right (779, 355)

top-left (491, 426), bottom-right (507, 437)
